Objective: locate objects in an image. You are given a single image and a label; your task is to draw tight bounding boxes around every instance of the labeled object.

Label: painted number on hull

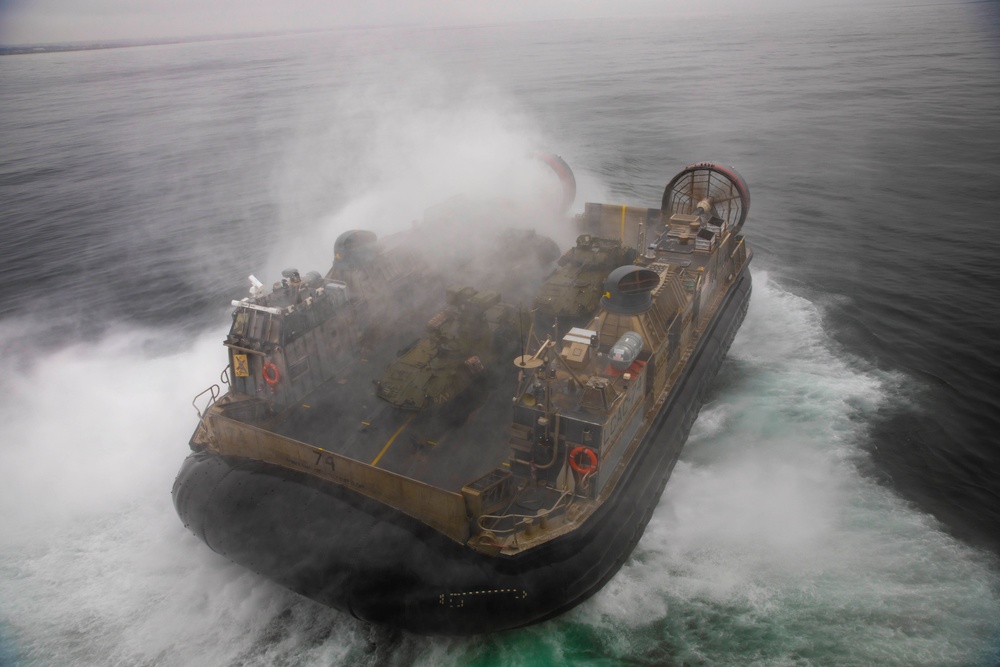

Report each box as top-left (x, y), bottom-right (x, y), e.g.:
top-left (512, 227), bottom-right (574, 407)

top-left (313, 451), bottom-right (336, 472)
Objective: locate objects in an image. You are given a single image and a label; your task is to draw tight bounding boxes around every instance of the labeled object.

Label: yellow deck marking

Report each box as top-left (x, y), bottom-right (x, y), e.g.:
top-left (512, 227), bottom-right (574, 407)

top-left (371, 414), bottom-right (416, 467)
top-left (621, 205), bottom-right (626, 242)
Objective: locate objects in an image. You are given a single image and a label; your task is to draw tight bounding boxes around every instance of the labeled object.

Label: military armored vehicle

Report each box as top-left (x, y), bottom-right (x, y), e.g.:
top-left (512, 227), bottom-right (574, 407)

top-left (533, 234), bottom-right (637, 335)
top-left (375, 287), bottom-right (519, 420)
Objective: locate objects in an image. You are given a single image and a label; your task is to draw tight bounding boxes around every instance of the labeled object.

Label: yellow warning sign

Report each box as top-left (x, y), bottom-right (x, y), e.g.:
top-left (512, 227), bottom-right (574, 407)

top-left (233, 354), bottom-right (249, 377)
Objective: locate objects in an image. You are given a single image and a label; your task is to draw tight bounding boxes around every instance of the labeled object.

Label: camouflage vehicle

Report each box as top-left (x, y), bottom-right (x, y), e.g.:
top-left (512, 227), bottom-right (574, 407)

top-left (533, 234), bottom-right (637, 335)
top-left (376, 287), bottom-right (519, 417)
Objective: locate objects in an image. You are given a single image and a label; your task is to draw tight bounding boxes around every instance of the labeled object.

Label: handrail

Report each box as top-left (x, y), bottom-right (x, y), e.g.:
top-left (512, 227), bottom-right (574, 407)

top-left (477, 488), bottom-right (574, 535)
top-left (730, 237), bottom-right (746, 261)
top-left (192, 384), bottom-right (221, 418)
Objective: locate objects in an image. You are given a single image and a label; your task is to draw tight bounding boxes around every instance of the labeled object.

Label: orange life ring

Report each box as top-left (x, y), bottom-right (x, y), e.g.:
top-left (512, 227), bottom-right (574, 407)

top-left (569, 446), bottom-right (598, 475)
top-left (262, 362), bottom-right (280, 386)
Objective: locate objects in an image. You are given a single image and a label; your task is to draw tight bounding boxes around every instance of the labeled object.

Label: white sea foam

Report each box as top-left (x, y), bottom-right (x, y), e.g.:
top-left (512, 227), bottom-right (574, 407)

top-left (574, 273), bottom-right (1000, 665)
top-left (0, 325), bottom-right (379, 666)
top-left (5, 272), bottom-right (995, 667)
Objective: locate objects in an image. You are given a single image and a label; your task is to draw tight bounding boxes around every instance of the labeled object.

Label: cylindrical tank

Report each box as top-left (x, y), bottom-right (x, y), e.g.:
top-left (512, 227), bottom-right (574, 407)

top-left (608, 331), bottom-right (643, 370)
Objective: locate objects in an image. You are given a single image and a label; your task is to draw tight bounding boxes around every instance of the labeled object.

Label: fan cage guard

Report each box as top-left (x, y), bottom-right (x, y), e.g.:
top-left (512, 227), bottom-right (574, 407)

top-left (661, 163), bottom-right (750, 231)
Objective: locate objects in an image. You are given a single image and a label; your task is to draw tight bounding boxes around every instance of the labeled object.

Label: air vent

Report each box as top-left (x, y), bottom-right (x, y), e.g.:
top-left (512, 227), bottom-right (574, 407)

top-left (600, 265), bottom-right (660, 314)
top-left (333, 230), bottom-right (378, 268)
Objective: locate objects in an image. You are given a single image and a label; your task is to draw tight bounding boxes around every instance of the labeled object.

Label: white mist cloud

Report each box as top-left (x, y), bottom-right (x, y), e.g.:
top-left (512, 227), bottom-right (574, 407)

top-left (261, 66), bottom-right (582, 283)
top-left (0, 327), bottom-right (223, 539)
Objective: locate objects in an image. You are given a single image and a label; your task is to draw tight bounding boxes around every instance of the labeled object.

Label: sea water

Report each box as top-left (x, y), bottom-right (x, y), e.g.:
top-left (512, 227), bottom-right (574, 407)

top-left (2, 3), bottom-right (999, 665)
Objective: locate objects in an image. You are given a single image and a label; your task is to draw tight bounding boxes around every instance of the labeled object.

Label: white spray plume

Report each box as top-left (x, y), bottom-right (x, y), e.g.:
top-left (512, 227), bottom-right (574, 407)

top-left (262, 62), bottom-right (584, 282)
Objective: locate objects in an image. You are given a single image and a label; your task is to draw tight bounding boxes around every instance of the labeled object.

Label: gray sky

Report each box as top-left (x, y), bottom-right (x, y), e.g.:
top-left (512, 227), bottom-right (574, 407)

top-left (0, 0), bottom-right (893, 45)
